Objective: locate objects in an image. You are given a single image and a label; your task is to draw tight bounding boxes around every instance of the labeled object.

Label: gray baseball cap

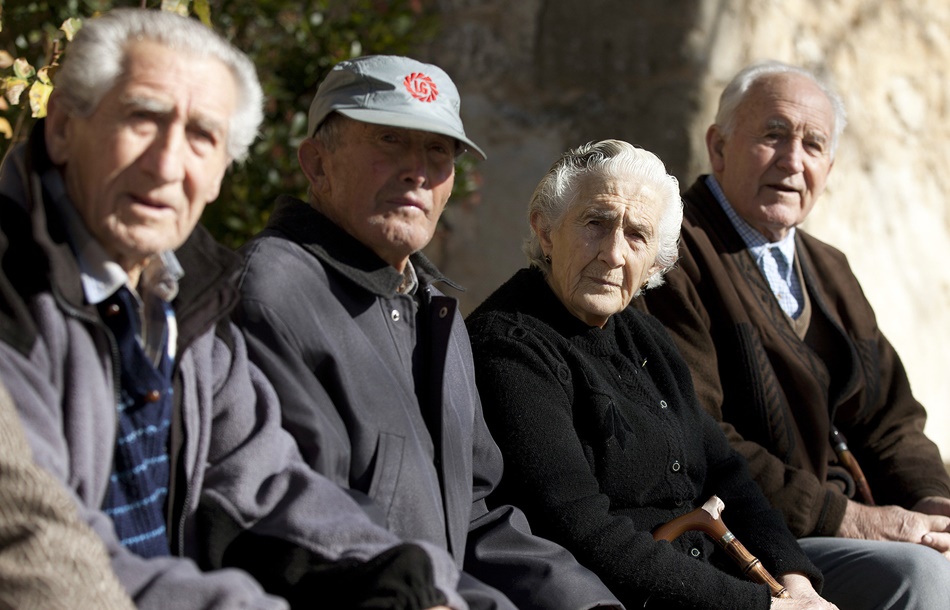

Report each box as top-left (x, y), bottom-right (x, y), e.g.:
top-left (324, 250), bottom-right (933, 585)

top-left (306, 55), bottom-right (486, 160)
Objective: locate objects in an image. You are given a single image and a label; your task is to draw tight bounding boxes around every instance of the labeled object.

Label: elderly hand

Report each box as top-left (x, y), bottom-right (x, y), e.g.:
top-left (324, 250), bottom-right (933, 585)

top-left (838, 499), bottom-right (950, 559)
top-left (770, 573), bottom-right (839, 609)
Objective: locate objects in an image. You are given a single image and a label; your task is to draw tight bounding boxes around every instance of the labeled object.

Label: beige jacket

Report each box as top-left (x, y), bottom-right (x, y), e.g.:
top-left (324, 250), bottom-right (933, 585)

top-left (0, 380), bottom-right (133, 610)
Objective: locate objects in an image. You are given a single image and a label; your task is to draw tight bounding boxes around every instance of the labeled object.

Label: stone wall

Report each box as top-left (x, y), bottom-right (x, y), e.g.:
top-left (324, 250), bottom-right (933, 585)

top-left (417, 0), bottom-right (950, 459)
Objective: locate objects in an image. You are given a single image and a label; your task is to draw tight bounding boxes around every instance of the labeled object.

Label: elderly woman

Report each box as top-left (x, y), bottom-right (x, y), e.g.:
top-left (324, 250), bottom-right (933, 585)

top-left (466, 140), bottom-right (838, 610)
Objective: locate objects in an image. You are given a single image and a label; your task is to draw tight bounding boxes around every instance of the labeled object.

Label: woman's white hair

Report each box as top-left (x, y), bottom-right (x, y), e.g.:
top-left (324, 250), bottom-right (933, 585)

top-left (524, 139), bottom-right (683, 291)
top-left (54, 8), bottom-right (263, 162)
top-left (715, 60), bottom-right (847, 158)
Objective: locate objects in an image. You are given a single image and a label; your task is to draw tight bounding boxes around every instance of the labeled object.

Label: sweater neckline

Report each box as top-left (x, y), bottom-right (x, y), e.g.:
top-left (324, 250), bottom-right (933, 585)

top-left (518, 267), bottom-right (623, 358)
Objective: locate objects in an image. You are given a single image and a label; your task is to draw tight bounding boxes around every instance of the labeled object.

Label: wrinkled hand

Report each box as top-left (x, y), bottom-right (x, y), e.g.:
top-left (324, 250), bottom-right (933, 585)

top-left (838, 499), bottom-right (950, 559)
top-left (770, 573), bottom-right (839, 609)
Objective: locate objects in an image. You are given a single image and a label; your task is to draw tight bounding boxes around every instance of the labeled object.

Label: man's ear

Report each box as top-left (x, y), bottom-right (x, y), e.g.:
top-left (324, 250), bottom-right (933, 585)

top-left (298, 137), bottom-right (329, 196)
top-left (44, 92), bottom-right (73, 165)
top-left (705, 124), bottom-right (726, 174)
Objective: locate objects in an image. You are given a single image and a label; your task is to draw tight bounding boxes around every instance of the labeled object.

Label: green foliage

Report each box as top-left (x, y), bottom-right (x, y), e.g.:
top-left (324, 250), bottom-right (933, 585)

top-left (0, 0), bottom-right (465, 250)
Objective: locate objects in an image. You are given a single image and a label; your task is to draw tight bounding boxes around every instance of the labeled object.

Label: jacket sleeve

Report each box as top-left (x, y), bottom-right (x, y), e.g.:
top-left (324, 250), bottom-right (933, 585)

top-left (832, 305), bottom-right (950, 507)
top-left (467, 315), bottom-right (772, 610)
top-left (0, 379), bottom-right (135, 610)
top-left (0, 333), bottom-right (289, 610)
top-left (450, 317), bottom-right (622, 610)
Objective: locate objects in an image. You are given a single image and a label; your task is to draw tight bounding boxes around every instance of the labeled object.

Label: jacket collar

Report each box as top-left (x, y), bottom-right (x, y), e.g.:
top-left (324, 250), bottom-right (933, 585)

top-left (263, 195), bottom-right (461, 297)
top-left (683, 175), bottom-right (757, 256)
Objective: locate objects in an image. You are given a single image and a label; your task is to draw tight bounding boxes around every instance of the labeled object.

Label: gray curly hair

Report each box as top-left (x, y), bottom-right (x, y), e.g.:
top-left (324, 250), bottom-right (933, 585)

top-left (53, 8), bottom-right (263, 162)
top-left (524, 139), bottom-right (683, 291)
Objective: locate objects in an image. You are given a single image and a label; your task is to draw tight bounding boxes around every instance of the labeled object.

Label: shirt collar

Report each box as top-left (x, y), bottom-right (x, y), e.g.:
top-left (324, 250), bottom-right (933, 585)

top-left (398, 260), bottom-right (419, 295)
top-left (705, 174), bottom-right (797, 265)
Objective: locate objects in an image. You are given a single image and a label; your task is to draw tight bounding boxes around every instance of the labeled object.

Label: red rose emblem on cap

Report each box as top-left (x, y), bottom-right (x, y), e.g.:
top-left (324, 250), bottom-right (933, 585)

top-left (404, 72), bottom-right (438, 103)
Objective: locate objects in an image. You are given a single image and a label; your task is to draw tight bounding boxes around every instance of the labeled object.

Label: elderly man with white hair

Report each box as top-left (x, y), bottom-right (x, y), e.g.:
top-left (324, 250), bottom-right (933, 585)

top-left (636, 60), bottom-right (950, 609)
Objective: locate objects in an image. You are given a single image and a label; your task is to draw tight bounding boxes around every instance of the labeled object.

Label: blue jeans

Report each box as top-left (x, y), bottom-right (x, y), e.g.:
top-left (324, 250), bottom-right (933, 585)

top-left (799, 537), bottom-right (950, 610)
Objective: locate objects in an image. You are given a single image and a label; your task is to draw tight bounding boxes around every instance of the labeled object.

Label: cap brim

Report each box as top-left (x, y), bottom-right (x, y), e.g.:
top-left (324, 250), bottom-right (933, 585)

top-left (336, 107), bottom-right (487, 160)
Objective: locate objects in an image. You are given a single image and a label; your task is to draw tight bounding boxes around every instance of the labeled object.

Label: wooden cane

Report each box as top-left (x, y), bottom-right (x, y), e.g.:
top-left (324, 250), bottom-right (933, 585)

top-left (653, 496), bottom-right (790, 599)
top-left (831, 426), bottom-right (876, 506)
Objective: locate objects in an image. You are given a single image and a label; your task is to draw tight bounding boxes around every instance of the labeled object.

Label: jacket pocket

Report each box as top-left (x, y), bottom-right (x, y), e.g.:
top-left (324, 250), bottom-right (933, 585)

top-left (367, 432), bottom-right (406, 525)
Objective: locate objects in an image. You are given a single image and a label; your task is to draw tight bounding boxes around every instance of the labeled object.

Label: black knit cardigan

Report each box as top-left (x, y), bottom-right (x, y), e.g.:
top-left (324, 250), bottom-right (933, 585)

top-left (466, 267), bottom-right (820, 610)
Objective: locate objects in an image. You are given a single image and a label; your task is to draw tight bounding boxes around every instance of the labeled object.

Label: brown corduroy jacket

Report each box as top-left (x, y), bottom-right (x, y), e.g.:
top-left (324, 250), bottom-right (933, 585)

top-left (635, 175), bottom-right (950, 537)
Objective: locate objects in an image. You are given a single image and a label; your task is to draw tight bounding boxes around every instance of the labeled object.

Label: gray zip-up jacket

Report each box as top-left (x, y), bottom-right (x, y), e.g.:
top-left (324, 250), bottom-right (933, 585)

top-left (236, 197), bottom-right (624, 610)
top-left (0, 125), bottom-right (466, 609)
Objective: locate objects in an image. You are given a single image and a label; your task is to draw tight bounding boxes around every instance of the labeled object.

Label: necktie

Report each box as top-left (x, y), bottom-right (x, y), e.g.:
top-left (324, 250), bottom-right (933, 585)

top-left (761, 247), bottom-right (800, 318)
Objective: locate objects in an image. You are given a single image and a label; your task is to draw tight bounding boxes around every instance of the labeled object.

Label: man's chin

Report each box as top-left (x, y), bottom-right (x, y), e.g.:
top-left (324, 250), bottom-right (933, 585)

top-left (114, 232), bottom-right (184, 264)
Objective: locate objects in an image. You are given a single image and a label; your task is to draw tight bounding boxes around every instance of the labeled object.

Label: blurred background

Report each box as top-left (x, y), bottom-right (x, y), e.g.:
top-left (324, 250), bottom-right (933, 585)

top-left (3, 0), bottom-right (948, 465)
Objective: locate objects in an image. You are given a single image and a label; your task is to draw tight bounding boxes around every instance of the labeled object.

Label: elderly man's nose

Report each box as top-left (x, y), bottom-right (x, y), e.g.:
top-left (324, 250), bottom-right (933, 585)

top-left (143, 127), bottom-right (186, 182)
top-left (400, 146), bottom-right (428, 186)
top-left (776, 138), bottom-right (805, 173)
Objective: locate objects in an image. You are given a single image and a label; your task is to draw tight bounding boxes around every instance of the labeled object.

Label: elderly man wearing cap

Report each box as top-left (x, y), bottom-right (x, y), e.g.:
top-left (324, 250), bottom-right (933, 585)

top-left (234, 56), bottom-right (622, 609)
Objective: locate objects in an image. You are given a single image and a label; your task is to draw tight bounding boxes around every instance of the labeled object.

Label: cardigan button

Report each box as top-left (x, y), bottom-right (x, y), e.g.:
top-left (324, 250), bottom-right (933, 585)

top-left (105, 303), bottom-right (121, 316)
top-left (391, 309), bottom-right (401, 322)
top-left (438, 306), bottom-right (449, 319)
top-left (659, 400), bottom-right (668, 409)
top-left (690, 547), bottom-right (701, 558)
top-left (145, 389), bottom-right (161, 403)
top-left (671, 460), bottom-right (681, 472)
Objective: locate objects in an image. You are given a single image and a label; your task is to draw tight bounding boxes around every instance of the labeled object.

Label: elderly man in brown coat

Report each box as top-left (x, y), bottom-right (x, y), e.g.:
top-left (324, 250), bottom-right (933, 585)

top-left (636, 60), bottom-right (950, 609)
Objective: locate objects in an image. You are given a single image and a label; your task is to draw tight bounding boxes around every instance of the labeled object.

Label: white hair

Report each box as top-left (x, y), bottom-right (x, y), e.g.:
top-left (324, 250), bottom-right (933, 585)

top-left (715, 60), bottom-right (847, 157)
top-left (54, 8), bottom-right (263, 162)
top-left (524, 139), bottom-right (683, 291)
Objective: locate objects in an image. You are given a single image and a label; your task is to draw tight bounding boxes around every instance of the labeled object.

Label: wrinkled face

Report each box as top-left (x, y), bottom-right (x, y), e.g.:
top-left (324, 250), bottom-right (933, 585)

top-left (708, 72), bottom-right (835, 241)
top-left (536, 175), bottom-right (663, 328)
top-left (46, 40), bottom-right (235, 281)
top-left (301, 118), bottom-right (456, 271)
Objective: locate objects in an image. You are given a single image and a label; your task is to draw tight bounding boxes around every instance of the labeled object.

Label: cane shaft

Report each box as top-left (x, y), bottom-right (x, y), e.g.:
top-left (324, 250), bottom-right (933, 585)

top-left (831, 427), bottom-right (875, 506)
top-left (653, 498), bottom-right (789, 598)
top-left (720, 534), bottom-right (789, 598)
top-left (834, 446), bottom-right (876, 505)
